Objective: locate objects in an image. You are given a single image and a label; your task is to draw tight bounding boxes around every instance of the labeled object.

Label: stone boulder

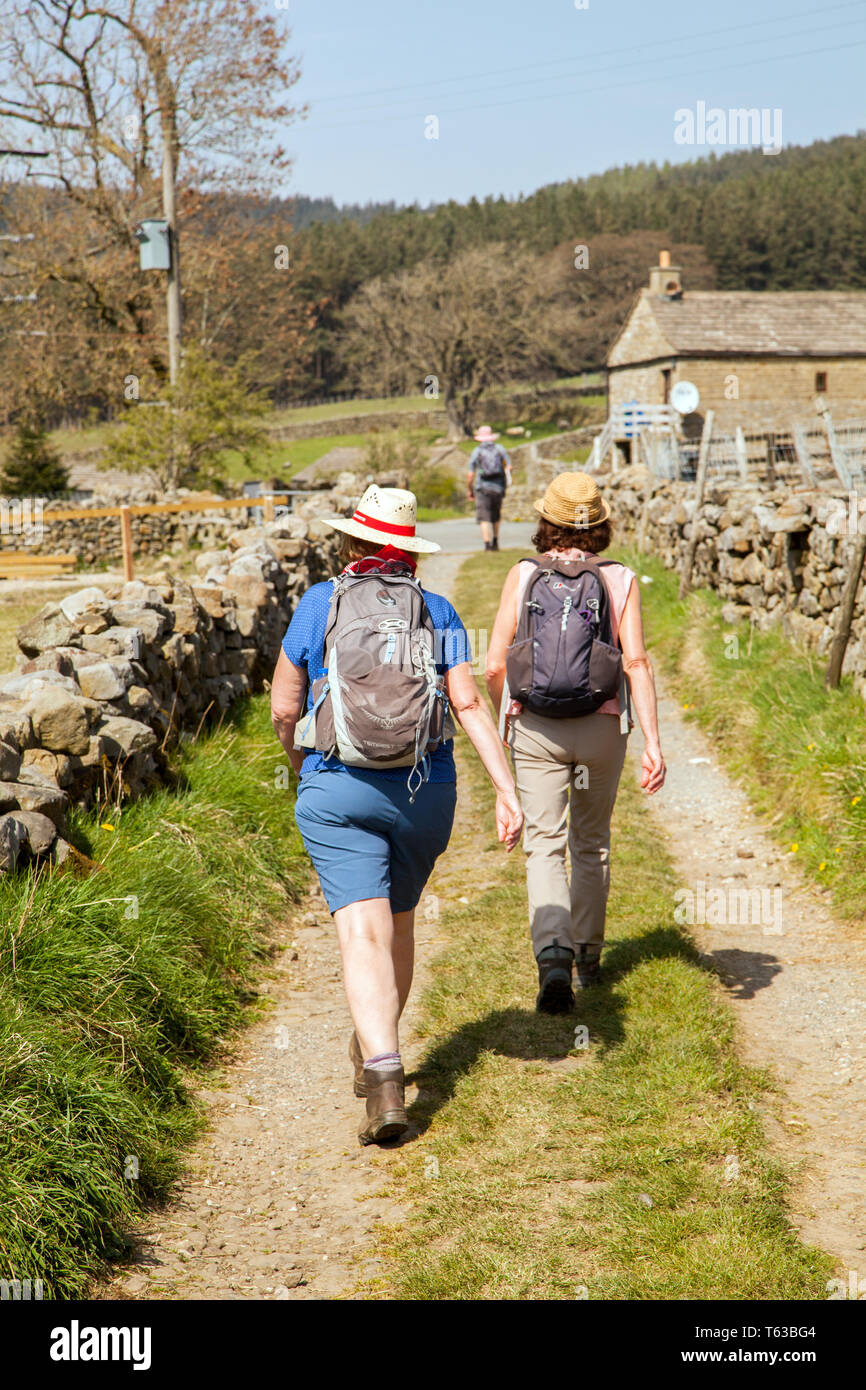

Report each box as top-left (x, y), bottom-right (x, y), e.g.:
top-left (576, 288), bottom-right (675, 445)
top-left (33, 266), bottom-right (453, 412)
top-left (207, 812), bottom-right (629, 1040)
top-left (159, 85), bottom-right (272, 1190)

top-left (0, 741), bottom-right (22, 780)
top-left (77, 660), bottom-right (135, 702)
top-left (17, 606), bottom-right (80, 657)
top-left (25, 686), bottom-right (92, 756)
top-left (14, 809), bottom-right (57, 856)
top-left (0, 812), bottom-right (26, 871)
top-left (95, 716), bottom-right (158, 757)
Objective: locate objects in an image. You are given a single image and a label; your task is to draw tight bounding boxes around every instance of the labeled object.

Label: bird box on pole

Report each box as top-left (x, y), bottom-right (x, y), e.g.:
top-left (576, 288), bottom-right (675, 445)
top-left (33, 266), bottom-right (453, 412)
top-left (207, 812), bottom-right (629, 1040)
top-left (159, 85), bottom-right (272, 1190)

top-left (134, 219), bottom-right (171, 271)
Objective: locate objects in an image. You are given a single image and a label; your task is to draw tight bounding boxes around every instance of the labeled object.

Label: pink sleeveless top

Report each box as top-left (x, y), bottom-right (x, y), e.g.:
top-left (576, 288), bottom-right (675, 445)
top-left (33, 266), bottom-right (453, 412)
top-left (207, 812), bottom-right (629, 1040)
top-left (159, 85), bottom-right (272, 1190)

top-left (510, 549), bottom-right (635, 718)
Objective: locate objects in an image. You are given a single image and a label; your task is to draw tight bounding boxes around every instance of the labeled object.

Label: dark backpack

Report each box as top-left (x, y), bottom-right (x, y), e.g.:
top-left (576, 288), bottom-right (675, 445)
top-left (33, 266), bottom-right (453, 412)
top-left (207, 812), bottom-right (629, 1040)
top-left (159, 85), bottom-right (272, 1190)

top-left (475, 442), bottom-right (506, 486)
top-left (505, 557), bottom-right (623, 718)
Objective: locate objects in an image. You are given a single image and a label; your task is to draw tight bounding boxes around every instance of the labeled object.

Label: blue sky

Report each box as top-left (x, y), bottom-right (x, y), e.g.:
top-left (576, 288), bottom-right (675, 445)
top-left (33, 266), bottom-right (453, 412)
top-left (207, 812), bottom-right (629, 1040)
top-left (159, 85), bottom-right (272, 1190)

top-left (281, 0), bottom-right (866, 206)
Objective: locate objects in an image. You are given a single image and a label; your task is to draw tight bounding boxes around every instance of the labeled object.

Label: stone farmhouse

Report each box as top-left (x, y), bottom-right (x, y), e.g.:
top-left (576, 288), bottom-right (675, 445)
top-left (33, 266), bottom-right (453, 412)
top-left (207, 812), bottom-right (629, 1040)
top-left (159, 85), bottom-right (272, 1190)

top-left (606, 252), bottom-right (866, 436)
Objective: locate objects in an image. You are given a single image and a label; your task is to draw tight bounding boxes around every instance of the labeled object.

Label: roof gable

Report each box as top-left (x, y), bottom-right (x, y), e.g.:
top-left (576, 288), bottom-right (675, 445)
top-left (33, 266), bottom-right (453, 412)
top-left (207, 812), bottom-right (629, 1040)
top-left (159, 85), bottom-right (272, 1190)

top-left (610, 291), bottom-right (866, 362)
top-left (607, 290), bottom-right (675, 367)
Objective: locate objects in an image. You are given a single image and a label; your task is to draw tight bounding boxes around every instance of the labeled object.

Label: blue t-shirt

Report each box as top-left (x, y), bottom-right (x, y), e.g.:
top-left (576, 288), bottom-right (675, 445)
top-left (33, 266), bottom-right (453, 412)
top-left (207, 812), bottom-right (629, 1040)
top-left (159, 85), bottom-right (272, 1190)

top-left (281, 578), bottom-right (472, 783)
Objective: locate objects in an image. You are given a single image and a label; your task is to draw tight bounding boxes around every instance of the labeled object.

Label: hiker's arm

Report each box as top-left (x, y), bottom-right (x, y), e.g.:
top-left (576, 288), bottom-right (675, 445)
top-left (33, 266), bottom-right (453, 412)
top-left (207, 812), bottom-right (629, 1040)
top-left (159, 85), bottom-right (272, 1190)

top-left (271, 650), bottom-right (308, 775)
top-left (466, 450), bottom-right (476, 498)
top-left (484, 564), bottom-right (521, 713)
top-left (618, 581), bottom-right (666, 794)
top-left (446, 660), bottom-right (523, 851)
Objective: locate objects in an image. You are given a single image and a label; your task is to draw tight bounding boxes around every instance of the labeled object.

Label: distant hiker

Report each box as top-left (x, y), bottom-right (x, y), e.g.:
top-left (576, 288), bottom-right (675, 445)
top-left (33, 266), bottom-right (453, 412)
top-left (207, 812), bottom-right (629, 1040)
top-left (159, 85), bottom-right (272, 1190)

top-left (271, 485), bottom-right (523, 1145)
top-left (485, 471), bottom-right (665, 1012)
top-left (467, 425), bottom-right (511, 551)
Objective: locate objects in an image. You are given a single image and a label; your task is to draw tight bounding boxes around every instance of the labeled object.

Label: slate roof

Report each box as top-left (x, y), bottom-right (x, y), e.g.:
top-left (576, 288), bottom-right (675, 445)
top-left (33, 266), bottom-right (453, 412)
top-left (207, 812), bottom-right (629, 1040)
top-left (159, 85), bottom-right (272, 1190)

top-left (620, 290), bottom-right (866, 359)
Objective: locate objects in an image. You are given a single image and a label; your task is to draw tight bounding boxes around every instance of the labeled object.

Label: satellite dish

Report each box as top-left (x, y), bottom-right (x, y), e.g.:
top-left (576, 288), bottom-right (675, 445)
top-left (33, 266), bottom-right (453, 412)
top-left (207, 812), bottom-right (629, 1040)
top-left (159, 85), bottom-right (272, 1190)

top-left (670, 380), bottom-right (700, 414)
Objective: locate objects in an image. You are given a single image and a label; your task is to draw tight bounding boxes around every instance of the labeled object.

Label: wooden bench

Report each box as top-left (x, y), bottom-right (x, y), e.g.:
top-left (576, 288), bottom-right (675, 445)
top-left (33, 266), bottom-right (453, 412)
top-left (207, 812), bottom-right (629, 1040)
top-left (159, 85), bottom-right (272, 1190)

top-left (0, 551), bottom-right (78, 579)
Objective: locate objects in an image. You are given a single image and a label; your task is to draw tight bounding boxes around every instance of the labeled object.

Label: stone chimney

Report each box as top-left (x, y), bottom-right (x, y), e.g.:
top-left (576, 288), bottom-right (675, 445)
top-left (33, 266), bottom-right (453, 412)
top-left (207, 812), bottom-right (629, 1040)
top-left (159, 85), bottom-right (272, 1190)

top-left (649, 249), bottom-right (683, 298)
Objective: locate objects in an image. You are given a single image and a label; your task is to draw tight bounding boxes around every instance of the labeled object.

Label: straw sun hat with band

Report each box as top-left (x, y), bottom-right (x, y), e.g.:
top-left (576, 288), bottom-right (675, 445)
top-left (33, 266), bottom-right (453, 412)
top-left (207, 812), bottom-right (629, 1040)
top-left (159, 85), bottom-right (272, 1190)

top-left (321, 484), bottom-right (441, 554)
top-left (533, 471), bottom-right (611, 531)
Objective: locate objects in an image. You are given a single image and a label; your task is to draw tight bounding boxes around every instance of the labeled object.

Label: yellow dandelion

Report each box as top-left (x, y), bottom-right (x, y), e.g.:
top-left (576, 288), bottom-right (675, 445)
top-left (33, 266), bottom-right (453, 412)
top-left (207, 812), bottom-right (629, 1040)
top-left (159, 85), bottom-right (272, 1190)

top-left (834, 847), bottom-right (843, 854)
top-left (806, 742), bottom-right (816, 751)
top-left (818, 861), bottom-right (827, 872)
top-left (789, 842), bottom-right (799, 853)
top-left (101, 822), bottom-right (115, 832)
top-left (852, 796), bottom-right (862, 806)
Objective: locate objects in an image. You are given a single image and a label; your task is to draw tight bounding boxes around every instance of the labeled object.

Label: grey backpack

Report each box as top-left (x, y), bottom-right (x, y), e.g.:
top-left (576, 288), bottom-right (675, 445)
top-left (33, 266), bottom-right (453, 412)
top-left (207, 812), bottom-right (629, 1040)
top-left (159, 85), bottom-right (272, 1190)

top-left (476, 442), bottom-right (506, 486)
top-left (506, 557), bottom-right (624, 718)
top-left (295, 571), bottom-right (452, 787)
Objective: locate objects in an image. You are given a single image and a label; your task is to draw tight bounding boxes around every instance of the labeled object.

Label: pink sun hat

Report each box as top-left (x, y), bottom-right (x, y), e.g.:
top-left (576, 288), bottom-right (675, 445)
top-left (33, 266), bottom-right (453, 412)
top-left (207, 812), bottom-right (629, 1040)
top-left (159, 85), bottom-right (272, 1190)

top-left (473, 424), bottom-right (499, 443)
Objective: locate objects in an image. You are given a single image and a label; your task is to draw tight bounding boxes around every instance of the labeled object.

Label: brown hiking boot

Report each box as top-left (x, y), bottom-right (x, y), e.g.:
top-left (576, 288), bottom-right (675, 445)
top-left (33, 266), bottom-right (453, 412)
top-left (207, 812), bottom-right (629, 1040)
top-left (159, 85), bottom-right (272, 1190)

top-left (358, 1065), bottom-right (409, 1146)
top-left (349, 1031), bottom-right (367, 1097)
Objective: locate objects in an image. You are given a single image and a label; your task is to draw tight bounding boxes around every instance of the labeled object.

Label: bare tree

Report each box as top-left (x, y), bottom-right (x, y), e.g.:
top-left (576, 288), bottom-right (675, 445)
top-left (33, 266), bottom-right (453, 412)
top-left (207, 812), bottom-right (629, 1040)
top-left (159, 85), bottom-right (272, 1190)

top-left (339, 244), bottom-right (574, 438)
top-left (0, 0), bottom-right (303, 386)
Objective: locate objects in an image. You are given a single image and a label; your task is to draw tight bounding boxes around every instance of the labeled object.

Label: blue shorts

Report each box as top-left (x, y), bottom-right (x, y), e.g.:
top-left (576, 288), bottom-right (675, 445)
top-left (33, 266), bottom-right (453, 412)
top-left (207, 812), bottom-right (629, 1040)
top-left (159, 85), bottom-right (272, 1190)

top-left (294, 768), bottom-right (457, 915)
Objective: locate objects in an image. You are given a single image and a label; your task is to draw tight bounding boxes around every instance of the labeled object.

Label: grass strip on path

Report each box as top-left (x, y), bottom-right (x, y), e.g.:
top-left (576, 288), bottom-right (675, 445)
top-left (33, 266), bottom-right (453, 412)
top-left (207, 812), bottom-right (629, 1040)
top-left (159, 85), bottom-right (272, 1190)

top-left (374, 549), bottom-right (831, 1300)
top-left (618, 547), bottom-right (866, 928)
top-left (0, 697), bottom-right (305, 1299)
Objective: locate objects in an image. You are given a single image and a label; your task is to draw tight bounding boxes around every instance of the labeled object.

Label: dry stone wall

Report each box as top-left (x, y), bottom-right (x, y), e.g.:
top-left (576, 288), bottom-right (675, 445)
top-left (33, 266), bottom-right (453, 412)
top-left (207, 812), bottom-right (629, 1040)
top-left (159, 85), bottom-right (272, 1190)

top-left (0, 516), bottom-right (342, 874)
top-left (604, 465), bottom-right (866, 694)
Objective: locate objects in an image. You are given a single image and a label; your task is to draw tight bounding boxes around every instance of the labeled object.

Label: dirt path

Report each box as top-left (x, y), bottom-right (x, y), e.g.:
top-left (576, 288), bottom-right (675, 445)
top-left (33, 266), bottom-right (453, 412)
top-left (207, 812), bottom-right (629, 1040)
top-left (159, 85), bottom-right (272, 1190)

top-left (100, 551), bottom-right (865, 1299)
top-left (647, 678), bottom-right (866, 1275)
top-left (100, 550), bottom-right (493, 1302)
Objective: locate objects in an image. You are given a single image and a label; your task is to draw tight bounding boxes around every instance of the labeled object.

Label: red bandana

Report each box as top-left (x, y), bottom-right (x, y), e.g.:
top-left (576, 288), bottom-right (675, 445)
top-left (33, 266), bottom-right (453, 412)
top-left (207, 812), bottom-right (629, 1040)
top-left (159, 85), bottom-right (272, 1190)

top-left (341, 543), bottom-right (417, 577)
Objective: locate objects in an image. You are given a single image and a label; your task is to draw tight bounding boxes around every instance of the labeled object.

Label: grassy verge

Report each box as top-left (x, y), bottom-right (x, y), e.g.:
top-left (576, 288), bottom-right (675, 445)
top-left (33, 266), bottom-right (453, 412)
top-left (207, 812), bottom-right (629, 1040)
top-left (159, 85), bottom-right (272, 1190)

top-left (618, 547), bottom-right (866, 928)
top-left (0, 696), bottom-right (305, 1298)
top-left (374, 550), bottom-right (830, 1300)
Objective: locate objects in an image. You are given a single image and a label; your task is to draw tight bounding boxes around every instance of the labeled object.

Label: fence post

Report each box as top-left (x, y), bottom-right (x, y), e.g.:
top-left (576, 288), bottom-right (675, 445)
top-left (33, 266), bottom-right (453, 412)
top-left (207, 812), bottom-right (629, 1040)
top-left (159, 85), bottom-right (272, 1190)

top-left (263, 494), bottom-right (275, 525)
top-left (825, 522), bottom-right (866, 689)
top-left (734, 426), bottom-right (749, 483)
top-left (678, 409), bottom-right (715, 600)
top-left (822, 407), bottom-right (853, 489)
top-left (120, 506), bottom-right (134, 582)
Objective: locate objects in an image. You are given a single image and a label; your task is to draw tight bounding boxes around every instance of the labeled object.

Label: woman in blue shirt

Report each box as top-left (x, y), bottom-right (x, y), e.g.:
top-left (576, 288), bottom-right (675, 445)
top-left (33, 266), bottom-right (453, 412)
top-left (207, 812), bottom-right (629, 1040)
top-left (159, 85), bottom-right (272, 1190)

top-left (271, 486), bottom-right (523, 1146)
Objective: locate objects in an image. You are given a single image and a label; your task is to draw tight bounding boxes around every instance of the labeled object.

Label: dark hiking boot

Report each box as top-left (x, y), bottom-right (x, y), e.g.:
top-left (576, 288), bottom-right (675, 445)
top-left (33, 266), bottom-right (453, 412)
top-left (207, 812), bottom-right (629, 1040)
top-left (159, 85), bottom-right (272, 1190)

top-left (535, 942), bottom-right (575, 1013)
top-left (358, 1065), bottom-right (409, 1146)
top-left (575, 945), bottom-right (602, 990)
top-left (491, 537), bottom-right (499, 551)
top-left (349, 1031), bottom-right (366, 1097)
top-left (484, 541), bottom-right (491, 550)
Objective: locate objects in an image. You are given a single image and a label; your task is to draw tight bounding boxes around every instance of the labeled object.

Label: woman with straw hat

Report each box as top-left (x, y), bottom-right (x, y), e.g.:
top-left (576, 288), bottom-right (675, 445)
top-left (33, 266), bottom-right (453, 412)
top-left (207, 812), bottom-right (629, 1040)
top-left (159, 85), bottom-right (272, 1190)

top-left (271, 485), bottom-right (523, 1144)
top-left (485, 471), bottom-right (665, 1011)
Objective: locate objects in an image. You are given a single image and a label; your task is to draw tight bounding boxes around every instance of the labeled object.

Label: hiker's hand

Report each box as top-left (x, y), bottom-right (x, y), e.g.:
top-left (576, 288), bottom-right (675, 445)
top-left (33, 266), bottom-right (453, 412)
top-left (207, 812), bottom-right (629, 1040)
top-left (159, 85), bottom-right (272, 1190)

top-left (641, 744), bottom-right (666, 794)
top-left (496, 788), bottom-right (523, 851)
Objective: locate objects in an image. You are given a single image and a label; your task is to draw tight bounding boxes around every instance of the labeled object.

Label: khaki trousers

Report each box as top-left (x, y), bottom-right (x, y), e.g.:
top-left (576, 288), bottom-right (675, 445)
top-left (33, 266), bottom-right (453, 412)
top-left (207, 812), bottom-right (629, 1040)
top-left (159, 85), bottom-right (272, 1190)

top-left (509, 709), bottom-right (628, 957)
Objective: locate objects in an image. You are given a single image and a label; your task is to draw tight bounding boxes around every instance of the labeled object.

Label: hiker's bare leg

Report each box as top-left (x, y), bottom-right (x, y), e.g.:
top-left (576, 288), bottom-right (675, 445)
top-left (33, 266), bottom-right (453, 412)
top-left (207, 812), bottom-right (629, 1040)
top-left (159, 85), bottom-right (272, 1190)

top-left (334, 898), bottom-right (399, 1058)
top-left (480, 521), bottom-right (492, 545)
top-left (392, 909), bottom-right (415, 1017)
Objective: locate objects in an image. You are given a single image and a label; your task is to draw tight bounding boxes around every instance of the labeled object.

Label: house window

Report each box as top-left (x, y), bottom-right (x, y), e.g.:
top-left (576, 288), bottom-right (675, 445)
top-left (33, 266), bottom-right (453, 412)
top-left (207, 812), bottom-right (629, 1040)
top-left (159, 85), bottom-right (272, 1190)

top-left (662, 368), bottom-right (672, 404)
top-left (815, 371), bottom-right (828, 393)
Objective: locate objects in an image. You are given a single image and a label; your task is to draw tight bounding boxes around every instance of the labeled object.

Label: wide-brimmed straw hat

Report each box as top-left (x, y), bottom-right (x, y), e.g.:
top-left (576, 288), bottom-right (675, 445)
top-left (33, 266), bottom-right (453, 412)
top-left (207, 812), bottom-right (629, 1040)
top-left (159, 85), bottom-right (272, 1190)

top-left (533, 471), bottom-right (611, 529)
top-left (474, 424), bottom-right (499, 442)
top-left (320, 484), bottom-right (441, 554)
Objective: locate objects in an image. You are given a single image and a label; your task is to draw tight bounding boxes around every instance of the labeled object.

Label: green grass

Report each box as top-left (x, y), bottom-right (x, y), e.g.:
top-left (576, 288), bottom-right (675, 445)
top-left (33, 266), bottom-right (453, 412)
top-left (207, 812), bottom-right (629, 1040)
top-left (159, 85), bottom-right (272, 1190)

top-left (217, 431), bottom-right (384, 483)
top-left (618, 546), bottom-right (866, 928)
top-left (0, 696), bottom-right (306, 1298)
top-left (372, 550), bottom-right (831, 1300)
